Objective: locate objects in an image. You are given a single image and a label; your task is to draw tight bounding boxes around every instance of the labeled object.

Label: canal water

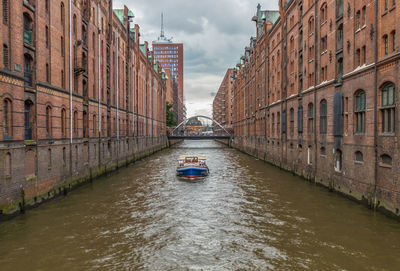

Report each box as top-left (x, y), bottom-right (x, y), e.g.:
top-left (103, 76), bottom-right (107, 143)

top-left (0, 140), bottom-right (399, 270)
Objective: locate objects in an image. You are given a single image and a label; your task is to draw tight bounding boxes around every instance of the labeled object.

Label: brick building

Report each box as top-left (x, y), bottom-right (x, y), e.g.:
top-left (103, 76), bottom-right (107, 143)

top-left (231, 1), bottom-right (400, 217)
top-left (212, 68), bottom-right (234, 134)
top-left (152, 22), bottom-right (185, 125)
top-left (0, 0), bottom-right (167, 215)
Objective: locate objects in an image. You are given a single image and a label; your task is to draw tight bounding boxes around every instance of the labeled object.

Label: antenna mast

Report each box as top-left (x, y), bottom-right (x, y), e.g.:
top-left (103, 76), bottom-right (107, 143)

top-left (160, 13), bottom-right (164, 38)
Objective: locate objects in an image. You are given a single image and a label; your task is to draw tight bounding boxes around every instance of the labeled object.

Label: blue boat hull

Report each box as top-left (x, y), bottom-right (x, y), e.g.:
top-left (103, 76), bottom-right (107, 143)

top-left (176, 167), bottom-right (209, 178)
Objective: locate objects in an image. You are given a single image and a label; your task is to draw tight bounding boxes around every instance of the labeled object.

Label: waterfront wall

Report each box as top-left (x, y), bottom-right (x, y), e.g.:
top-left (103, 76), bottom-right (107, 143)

top-left (0, 136), bottom-right (167, 216)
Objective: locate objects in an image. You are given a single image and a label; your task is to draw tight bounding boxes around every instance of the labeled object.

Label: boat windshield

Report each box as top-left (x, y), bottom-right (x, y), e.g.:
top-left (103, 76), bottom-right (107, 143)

top-left (185, 157), bottom-right (198, 163)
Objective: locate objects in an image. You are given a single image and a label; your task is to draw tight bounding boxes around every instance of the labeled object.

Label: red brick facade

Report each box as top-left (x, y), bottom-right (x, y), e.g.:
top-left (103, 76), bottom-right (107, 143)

top-left (0, 0), bottom-right (167, 215)
top-left (231, 1), bottom-right (400, 217)
top-left (212, 69), bottom-right (234, 134)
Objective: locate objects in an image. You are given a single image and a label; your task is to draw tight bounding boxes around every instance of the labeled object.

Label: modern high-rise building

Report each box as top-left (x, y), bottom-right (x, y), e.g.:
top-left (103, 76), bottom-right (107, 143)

top-left (152, 14), bottom-right (185, 124)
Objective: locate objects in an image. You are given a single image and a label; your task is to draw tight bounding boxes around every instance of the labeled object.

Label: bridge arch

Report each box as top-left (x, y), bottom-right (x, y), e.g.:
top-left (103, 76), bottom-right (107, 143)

top-left (170, 115), bottom-right (231, 136)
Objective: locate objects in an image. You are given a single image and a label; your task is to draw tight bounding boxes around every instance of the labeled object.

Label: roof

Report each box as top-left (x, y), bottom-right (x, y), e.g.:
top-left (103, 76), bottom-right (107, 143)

top-left (139, 44), bottom-right (146, 56)
top-left (261, 10), bottom-right (280, 24)
top-left (130, 28), bottom-right (136, 43)
top-left (113, 9), bottom-right (135, 25)
top-left (178, 155), bottom-right (207, 160)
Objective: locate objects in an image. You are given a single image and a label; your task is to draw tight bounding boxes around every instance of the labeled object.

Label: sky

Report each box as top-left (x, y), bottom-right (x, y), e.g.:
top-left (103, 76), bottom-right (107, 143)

top-left (114, 0), bottom-right (278, 118)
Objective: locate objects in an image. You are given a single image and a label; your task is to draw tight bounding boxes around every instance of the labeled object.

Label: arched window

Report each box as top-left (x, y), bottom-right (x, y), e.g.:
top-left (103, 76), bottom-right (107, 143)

top-left (73, 14), bottom-right (77, 37)
top-left (355, 90), bottom-right (366, 133)
top-left (3, 44), bottom-right (9, 69)
top-left (337, 57), bottom-right (343, 80)
top-left (381, 83), bottom-right (395, 133)
top-left (355, 151), bottom-right (363, 163)
top-left (24, 100), bottom-right (34, 140)
top-left (381, 154), bottom-right (392, 166)
top-left (320, 99), bottom-right (327, 134)
top-left (320, 3), bottom-right (328, 24)
top-left (334, 149), bottom-right (342, 172)
top-left (61, 108), bottom-right (66, 137)
top-left (45, 25), bottom-right (49, 48)
top-left (308, 16), bottom-right (314, 36)
top-left (23, 13), bottom-right (33, 45)
top-left (46, 106), bottom-right (52, 137)
top-left (308, 103), bottom-right (314, 135)
top-left (271, 113), bottom-right (275, 135)
top-left (3, 98), bottom-right (12, 138)
top-left (277, 112), bottom-right (281, 134)
top-left (60, 2), bottom-right (65, 28)
top-left (73, 110), bottom-right (78, 136)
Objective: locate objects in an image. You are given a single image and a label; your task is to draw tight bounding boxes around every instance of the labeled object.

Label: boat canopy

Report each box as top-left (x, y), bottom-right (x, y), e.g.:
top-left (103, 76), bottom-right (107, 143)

top-left (178, 155), bottom-right (206, 161)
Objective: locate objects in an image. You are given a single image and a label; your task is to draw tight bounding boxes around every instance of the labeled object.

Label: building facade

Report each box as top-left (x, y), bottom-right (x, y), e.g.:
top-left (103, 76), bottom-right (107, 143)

top-left (152, 30), bottom-right (185, 124)
top-left (0, 0), bottom-right (167, 215)
top-left (231, 0), bottom-right (400, 217)
top-left (212, 68), bottom-right (234, 134)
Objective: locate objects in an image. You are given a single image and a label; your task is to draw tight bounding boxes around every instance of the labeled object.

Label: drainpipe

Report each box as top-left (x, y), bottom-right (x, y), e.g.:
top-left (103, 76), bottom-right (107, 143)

top-left (132, 55), bottom-right (135, 136)
top-left (372, 0), bottom-right (379, 209)
top-left (97, 3), bottom-right (101, 136)
top-left (116, 28), bottom-right (119, 139)
top-left (68, 0), bottom-right (73, 144)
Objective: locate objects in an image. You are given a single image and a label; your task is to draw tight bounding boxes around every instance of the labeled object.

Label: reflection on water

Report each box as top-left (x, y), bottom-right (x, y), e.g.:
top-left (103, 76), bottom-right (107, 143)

top-left (0, 140), bottom-right (399, 270)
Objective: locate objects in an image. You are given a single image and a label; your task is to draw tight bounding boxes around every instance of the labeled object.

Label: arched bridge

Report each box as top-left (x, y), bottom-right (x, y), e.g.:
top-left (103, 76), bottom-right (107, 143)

top-left (168, 115), bottom-right (232, 140)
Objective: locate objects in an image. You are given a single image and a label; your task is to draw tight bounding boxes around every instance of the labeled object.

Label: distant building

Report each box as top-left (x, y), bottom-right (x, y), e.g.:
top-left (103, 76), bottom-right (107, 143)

top-left (152, 14), bottom-right (185, 124)
top-left (212, 69), bottom-right (234, 134)
top-left (185, 117), bottom-right (203, 135)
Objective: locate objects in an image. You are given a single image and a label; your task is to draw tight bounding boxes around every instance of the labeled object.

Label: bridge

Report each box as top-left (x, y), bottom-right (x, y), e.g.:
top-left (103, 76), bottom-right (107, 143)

top-left (167, 115), bottom-right (232, 142)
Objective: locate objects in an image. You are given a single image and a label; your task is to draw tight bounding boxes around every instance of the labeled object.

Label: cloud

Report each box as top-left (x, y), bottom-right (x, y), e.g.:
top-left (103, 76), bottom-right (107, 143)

top-left (113, 0), bottom-right (278, 117)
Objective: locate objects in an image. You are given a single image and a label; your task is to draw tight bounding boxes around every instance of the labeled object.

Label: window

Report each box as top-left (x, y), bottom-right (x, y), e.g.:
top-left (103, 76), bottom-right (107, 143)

top-left (61, 36), bottom-right (64, 57)
top-left (383, 35), bottom-right (390, 56)
top-left (362, 46), bottom-right (366, 64)
top-left (45, 26), bottom-right (49, 48)
top-left (381, 83), bottom-right (395, 133)
top-left (355, 151), bottom-right (363, 163)
top-left (46, 63), bottom-right (50, 82)
top-left (337, 0), bottom-right (343, 17)
top-left (356, 48), bottom-right (361, 67)
top-left (320, 3), bottom-right (328, 24)
top-left (73, 110), bottom-right (78, 136)
top-left (334, 149), bottom-right (343, 172)
top-left (48, 148), bottom-right (52, 170)
top-left (338, 24), bottom-right (343, 49)
top-left (46, 106), bottom-right (52, 137)
top-left (272, 113), bottom-right (275, 135)
top-left (3, 99), bottom-right (12, 138)
top-left (308, 103), bottom-right (314, 135)
top-left (320, 146), bottom-right (326, 156)
top-left (381, 154), bottom-right (392, 166)
top-left (338, 58), bottom-right (343, 80)
top-left (24, 100), bottom-right (33, 140)
top-left (3, 44), bottom-right (9, 69)
top-left (384, 0), bottom-right (388, 11)
top-left (356, 10), bottom-right (361, 29)
top-left (61, 69), bottom-right (65, 88)
top-left (277, 112), bottom-right (281, 134)
top-left (355, 90), bottom-right (366, 133)
top-left (83, 111), bottom-right (88, 138)
top-left (24, 54), bottom-right (33, 87)
top-left (309, 17), bottom-right (314, 36)
top-left (392, 31), bottom-right (396, 52)
top-left (23, 13), bottom-right (33, 45)
top-left (321, 36), bottom-right (327, 52)
top-left (61, 108), bottom-right (66, 137)
top-left (93, 114), bottom-right (97, 136)
top-left (5, 152), bottom-right (11, 176)
top-left (320, 99), bottom-right (327, 134)
top-left (61, 2), bottom-right (65, 28)
top-left (3, 0), bottom-right (8, 24)
top-left (62, 147), bottom-right (66, 167)
top-left (45, 0), bottom-right (48, 12)
top-left (298, 106), bottom-right (303, 133)
top-left (290, 108), bottom-right (294, 136)
top-left (362, 6), bottom-right (366, 26)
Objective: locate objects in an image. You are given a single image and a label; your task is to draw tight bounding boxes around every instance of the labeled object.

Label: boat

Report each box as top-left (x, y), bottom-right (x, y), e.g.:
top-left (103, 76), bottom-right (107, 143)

top-left (176, 155), bottom-right (209, 179)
